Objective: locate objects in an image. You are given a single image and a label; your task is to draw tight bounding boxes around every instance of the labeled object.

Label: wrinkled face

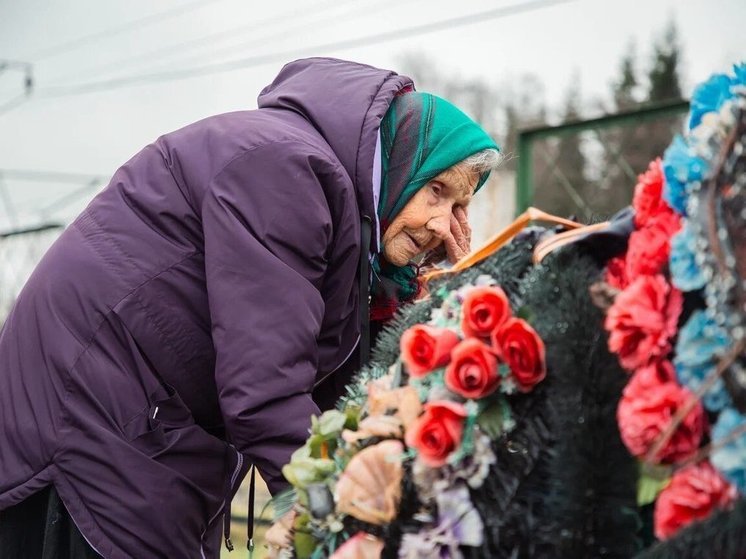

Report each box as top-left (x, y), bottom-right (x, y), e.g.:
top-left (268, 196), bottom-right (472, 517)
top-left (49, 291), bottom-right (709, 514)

top-left (381, 163), bottom-right (478, 266)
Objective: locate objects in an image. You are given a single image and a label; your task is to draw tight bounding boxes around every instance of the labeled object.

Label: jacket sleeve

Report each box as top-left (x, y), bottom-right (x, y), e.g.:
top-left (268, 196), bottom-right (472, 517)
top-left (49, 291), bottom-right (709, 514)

top-left (202, 143), bottom-right (337, 494)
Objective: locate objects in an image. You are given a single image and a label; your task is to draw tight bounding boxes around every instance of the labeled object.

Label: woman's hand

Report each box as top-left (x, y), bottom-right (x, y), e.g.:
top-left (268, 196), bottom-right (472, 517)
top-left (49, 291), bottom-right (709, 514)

top-left (444, 206), bottom-right (472, 263)
top-left (423, 206), bottom-right (472, 266)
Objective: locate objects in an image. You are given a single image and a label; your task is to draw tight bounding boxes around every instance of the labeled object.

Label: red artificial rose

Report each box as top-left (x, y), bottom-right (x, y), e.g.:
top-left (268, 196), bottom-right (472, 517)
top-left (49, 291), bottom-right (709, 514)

top-left (445, 338), bottom-right (500, 399)
top-left (633, 158), bottom-right (671, 227)
top-left (625, 210), bottom-right (681, 282)
top-left (404, 401), bottom-right (468, 467)
top-left (492, 317), bottom-right (546, 392)
top-left (654, 461), bottom-right (737, 540)
top-left (605, 274), bottom-right (683, 371)
top-left (605, 255), bottom-right (629, 290)
top-left (400, 325), bottom-right (460, 378)
top-left (460, 285), bottom-right (511, 338)
top-left (617, 360), bottom-right (705, 463)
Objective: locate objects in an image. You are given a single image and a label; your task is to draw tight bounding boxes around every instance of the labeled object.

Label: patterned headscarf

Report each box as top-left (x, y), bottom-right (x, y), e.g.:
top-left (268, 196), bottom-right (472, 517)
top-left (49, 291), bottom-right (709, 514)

top-left (372, 92), bottom-right (499, 318)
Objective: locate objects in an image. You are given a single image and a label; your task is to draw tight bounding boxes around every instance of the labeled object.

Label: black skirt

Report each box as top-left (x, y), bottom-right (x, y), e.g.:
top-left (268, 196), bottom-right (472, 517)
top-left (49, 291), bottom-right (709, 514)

top-left (0, 486), bottom-right (99, 558)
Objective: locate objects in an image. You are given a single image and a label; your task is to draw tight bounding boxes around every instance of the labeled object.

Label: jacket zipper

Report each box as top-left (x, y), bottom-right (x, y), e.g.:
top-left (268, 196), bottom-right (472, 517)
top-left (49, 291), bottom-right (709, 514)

top-left (200, 445), bottom-right (244, 557)
top-left (313, 333), bottom-right (360, 388)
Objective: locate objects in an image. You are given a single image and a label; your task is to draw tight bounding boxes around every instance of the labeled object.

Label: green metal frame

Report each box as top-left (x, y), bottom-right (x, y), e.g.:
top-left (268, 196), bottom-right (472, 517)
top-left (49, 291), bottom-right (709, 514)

top-left (515, 99), bottom-right (690, 215)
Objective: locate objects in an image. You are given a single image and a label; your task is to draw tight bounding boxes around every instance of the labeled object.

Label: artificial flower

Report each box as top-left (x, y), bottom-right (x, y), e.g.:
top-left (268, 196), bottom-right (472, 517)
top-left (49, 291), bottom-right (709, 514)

top-left (605, 274), bottom-right (683, 371)
top-left (674, 310), bottom-right (732, 412)
top-left (662, 135), bottom-right (708, 216)
top-left (460, 285), bottom-right (511, 338)
top-left (399, 485), bottom-right (483, 558)
top-left (331, 532), bottom-right (384, 559)
top-left (617, 360), bottom-right (705, 463)
top-left (689, 72), bottom-right (738, 130)
top-left (625, 209), bottom-right (681, 281)
top-left (405, 401), bottom-right (468, 468)
top-left (367, 382), bottom-right (423, 429)
top-left (444, 338), bottom-right (500, 399)
top-left (282, 455), bottom-right (337, 489)
top-left (401, 325), bottom-right (460, 378)
top-left (669, 224), bottom-right (707, 292)
top-left (654, 461), bottom-right (737, 540)
top-left (711, 407), bottom-right (746, 493)
top-left (605, 255), bottom-right (628, 291)
top-left (412, 432), bottom-right (497, 506)
top-left (492, 317), bottom-right (546, 392)
top-left (264, 510), bottom-right (297, 558)
top-left (342, 415), bottom-right (403, 444)
top-left (632, 158), bottom-right (668, 227)
top-left (335, 440), bottom-right (404, 525)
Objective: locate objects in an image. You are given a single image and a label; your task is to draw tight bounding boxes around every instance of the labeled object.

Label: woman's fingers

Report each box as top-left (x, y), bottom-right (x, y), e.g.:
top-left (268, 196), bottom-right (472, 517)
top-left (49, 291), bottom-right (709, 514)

top-left (454, 206), bottom-right (471, 244)
top-left (424, 207), bottom-right (472, 265)
top-left (449, 210), bottom-right (471, 257)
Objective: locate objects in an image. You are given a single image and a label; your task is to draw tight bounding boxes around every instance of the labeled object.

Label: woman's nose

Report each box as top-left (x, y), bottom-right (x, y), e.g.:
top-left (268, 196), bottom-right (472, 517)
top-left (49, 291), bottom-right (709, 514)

top-left (426, 209), bottom-right (452, 235)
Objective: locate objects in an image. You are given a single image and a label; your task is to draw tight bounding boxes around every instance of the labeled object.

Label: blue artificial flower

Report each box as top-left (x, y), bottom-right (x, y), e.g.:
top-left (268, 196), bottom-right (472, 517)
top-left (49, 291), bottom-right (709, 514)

top-left (732, 62), bottom-right (746, 87)
top-left (669, 224), bottom-right (707, 292)
top-left (674, 310), bottom-right (732, 412)
top-left (662, 136), bottom-right (708, 216)
top-left (711, 407), bottom-right (746, 493)
top-left (689, 73), bottom-right (734, 129)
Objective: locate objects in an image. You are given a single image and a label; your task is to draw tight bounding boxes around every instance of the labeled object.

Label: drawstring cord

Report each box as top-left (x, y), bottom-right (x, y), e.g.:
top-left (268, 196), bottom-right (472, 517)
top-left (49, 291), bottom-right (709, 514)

top-left (222, 462), bottom-right (256, 557)
top-left (247, 464), bottom-right (256, 557)
top-left (223, 456), bottom-right (234, 552)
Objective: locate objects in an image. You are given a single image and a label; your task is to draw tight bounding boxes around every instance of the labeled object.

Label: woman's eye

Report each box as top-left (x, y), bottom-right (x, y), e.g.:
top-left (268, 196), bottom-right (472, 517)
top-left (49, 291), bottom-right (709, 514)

top-left (430, 183), bottom-right (443, 196)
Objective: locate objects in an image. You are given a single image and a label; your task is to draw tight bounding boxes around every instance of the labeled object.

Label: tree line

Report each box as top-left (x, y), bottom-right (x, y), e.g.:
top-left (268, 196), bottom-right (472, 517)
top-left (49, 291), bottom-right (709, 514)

top-left (399, 21), bottom-right (686, 220)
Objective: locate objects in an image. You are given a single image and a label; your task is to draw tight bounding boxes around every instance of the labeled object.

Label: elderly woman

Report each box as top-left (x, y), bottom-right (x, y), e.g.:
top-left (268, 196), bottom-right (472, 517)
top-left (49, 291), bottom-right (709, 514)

top-left (0, 57), bottom-right (499, 558)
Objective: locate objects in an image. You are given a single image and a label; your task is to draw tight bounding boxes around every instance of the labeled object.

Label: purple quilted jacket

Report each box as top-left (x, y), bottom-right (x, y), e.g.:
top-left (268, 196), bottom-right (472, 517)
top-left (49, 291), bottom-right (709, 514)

top-left (0, 57), bottom-right (413, 558)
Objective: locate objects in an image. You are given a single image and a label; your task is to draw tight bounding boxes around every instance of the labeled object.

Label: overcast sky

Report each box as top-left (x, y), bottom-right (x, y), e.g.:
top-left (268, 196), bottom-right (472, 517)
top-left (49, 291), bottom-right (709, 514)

top-left (0, 0), bottom-right (744, 230)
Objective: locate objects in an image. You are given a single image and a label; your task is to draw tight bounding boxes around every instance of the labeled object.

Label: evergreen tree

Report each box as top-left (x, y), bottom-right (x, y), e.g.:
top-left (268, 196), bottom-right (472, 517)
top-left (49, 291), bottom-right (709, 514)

top-left (613, 41), bottom-right (641, 110)
top-left (534, 74), bottom-right (591, 219)
top-left (647, 20), bottom-right (684, 103)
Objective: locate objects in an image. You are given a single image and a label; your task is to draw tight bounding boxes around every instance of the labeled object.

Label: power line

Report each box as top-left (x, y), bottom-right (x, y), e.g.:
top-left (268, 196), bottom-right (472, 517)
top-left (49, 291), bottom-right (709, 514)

top-left (0, 94), bottom-right (29, 116)
top-left (54, 0), bottom-right (370, 86)
top-left (0, 169), bottom-right (103, 183)
top-left (24, 0), bottom-right (223, 62)
top-left (38, 0), bottom-right (576, 99)
top-left (96, 0), bottom-right (412, 82)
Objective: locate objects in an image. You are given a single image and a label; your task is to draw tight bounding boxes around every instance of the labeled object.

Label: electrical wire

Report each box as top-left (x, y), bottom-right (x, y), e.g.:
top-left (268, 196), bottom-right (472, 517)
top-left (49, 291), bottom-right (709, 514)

top-left (37, 0), bottom-right (576, 99)
top-left (96, 0), bottom-right (414, 81)
top-left (53, 0), bottom-right (370, 85)
top-left (0, 169), bottom-right (103, 183)
top-left (0, 94), bottom-right (29, 116)
top-left (24, 0), bottom-right (224, 62)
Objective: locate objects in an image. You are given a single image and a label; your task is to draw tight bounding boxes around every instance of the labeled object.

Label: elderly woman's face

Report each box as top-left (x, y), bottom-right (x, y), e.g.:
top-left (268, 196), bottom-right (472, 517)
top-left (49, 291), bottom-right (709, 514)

top-left (381, 163), bottom-right (479, 267)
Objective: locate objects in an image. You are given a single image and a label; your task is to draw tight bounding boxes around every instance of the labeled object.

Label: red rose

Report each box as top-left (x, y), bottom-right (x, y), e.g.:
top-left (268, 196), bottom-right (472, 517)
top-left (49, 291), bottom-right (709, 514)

top-left (492, 317), bottom-right (546, 392)
top-left (625, 210), bottom-right (681, 282)
top-left (605, 274), bottom-right (683, 371)
top-left (404, 401), bottom-right (467, 467)
top-left (654, 461), bottom-right (737, 540)
top-left (400, 325), bottom-right (460, 378)
top-left (633, 158), bottom-right (671, 227)
top-left (617, 360), bottom-right (705, 463)
top-left (605, 255), bottom-right (629, 290)
top-left (460, 285), bottom-right (511, 338)
top-left (445, 338), bottom-right (499, 399)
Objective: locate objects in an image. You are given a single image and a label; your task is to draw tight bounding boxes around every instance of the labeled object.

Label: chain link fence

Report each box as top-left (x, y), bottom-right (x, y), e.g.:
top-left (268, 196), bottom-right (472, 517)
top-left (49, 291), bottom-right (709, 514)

top-left (516, 100), bottom-right (690, 220)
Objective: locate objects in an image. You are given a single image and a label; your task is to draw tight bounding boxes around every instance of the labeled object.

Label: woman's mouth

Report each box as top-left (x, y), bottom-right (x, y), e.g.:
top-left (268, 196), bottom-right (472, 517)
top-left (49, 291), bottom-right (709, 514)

top-left (405, 232), bottom-right (422, 252)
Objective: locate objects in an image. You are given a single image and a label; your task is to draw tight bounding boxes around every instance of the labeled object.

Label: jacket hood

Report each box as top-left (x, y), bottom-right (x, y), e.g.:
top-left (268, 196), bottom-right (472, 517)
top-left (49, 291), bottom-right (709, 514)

top-left (257, 57), bottom-right (414, 223)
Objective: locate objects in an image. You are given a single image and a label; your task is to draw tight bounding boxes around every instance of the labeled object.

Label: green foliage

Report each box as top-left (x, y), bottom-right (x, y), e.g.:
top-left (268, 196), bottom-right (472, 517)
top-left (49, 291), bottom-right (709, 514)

top-left (293, 514), bottom-right (316, 559)
top-left (637, 467), bottom-right (671, 507)
top-left (476, 397), bottom-right (511, 439)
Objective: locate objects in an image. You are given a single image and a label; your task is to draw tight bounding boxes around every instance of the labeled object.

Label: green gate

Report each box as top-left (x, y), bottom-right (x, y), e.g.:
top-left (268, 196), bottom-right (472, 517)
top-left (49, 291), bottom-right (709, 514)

top-left (516, 100), bottom-right (689, 220)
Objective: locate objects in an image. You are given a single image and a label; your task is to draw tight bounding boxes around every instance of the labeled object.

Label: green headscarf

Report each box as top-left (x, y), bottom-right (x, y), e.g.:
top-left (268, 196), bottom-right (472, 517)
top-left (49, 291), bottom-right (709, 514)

top-left (372, 92), bottom-right (500, 312)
